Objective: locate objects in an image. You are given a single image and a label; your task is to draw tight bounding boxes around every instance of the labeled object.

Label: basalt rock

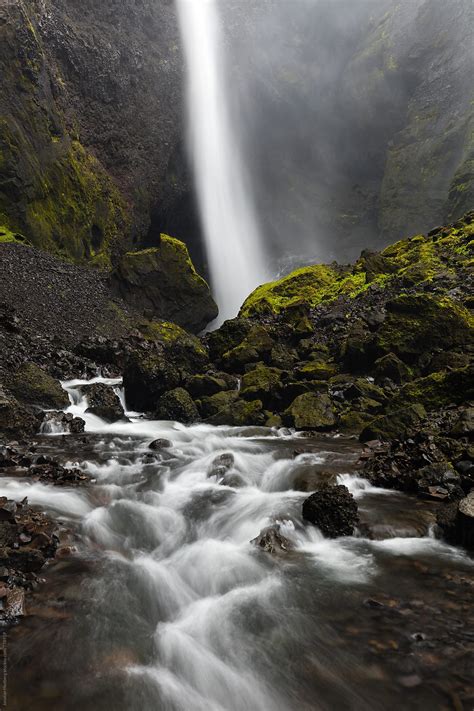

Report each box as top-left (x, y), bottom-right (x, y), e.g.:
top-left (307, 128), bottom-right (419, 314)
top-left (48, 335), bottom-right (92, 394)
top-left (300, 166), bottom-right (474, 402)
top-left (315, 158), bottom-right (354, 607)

top-left (7, 362), bottom-right (69, 410)
top-left (112, 237), bottom-right (218, 333)
top-left (284, 393), bottom-right (336, 431)
top-left (302, 485), bottom-right (359, 538)
top-left (41, 411), bottom-right (85, 434)
top-left (154, 388), bottom-right (199, 424)
top-left (437, 493), bottom-right (474, 550)
top-left (84, 383), bottom-right (124, 423)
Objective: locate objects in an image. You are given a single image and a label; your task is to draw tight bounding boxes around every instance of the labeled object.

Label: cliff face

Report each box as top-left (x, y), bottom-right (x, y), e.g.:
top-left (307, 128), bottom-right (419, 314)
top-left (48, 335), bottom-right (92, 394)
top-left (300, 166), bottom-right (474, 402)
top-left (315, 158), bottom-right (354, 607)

top-left (0, 0), bottom-right (472, 270)
top-left (231, 0), bottom-right (474, 261)
top-left (0, 0), bottom-right (193, 267)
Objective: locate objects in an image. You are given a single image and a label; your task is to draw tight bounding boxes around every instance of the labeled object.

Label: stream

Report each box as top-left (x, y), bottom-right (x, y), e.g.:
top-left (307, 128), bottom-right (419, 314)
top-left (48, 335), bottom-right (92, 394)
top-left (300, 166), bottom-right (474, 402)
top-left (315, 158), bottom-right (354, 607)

top-left (3, 378), bottom-right (474, 710)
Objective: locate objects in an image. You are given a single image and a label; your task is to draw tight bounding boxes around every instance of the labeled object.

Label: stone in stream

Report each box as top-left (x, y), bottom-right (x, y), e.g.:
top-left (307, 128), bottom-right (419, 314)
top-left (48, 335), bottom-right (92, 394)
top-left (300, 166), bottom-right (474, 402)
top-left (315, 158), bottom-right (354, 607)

top-left (42, 411), bottom-right (85, 434)
top-left (84, 383), bottom-right (124, 423)
top-left (149, 438), bottom-right (172, 451)
top-left (251, 525), bottom-right (293, 554)
top-left (207, 452), bottom-right (235, 478)
top-left (437, 491), bottom-right (474, 549)
top-left (302, 485), bottom-right (359, 538)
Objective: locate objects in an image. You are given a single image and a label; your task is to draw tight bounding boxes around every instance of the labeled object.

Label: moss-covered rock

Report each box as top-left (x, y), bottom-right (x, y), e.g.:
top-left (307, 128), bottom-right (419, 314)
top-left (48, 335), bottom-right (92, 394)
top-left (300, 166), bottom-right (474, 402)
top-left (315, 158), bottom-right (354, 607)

top-left (123, 321), bottom-right (209, 412)
top-left (204, 396), bottom-right (265, 427)
top-left (295, 361), bottom-right (337, 381)
top-left (199, 390), bottom-right (239, 420)
top-left (113, 236), bottom-right (218, 333)
top-left (154, 388), bottom-right (199, 423)
top-left (284, 392), bottom-right (336, 430)
top-left (8, 363), bottom-right (68, 409)
top-left (393, 366), bottom-right (474, 412)
top-left (185, 373), bottom-right (233, 398)
top-left (374, 352), bottom-right (413, 384)
top-left (376, 294), bottom-right (473, 361)
top-left (221, 325), bottom-right (274, 372)
top-left (240, 365), bottom-right (284, 407)
top-left (360, 403), bottom-right (426, 442)
top-left (0, 387), bottom-right (37, 438)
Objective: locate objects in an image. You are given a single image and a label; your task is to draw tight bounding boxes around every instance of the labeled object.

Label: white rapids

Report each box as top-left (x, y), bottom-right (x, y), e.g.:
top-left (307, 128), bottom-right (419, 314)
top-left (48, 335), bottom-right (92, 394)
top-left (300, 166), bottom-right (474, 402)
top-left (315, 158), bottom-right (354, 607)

top-left (10, 377), bottom-right (472, 711)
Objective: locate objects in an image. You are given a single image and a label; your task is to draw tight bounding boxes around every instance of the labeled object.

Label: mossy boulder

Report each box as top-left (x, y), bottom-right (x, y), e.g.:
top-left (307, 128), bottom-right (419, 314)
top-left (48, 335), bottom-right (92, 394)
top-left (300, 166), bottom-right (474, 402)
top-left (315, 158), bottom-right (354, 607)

top-left (295, 361), bottom-right (337, 381)
top-left (154, 388), bottom-right (199, 423)
top-left (374, 353), bottom-right (413, 384)
top-left (123, 321), bottom-right (209, 412)
top-left (221, 325), bottom-right (274, 372)
top-left (393, 366), bottom-right (474, 412)
top-left (113, 235), bottom-right (218, 333)
top-left (8, 363), bottom-right (68, 409)
top-left (0, 387), bottom-right (37, 438)
top-left (360, 403), bottom-right (427, 442)
top-left (206, 318), bottom-right (252, 363)
top-left (240, 365), bottom-right (284, 407)
top-left (199, 390), bottom-right (239, 420)
top-left (376, 294), bottom-right (473, 361)
top-left (284, 392), bottom-right (336, 430)
top-left (185, 373), bottom-right (233, 398)
top-left (204, 396), bottom-right (265, 427)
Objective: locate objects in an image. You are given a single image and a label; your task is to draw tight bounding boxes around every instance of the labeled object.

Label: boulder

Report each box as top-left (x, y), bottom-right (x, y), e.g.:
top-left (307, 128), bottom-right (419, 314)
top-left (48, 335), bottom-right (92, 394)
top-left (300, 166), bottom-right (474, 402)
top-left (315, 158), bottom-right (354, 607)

top-left (0, 388), bottom-right (37, 438)
top-left (437, 492), bottom-right (474, 549)
top-left (376, 294), bottom-right (473, 361)
top-left (84, 383), bottom-right (123, 422)
top-left (360, 404), bottom-right (426, 442)
top-left (284, 393), bottom-right (336, 430)
top-left (154, 388), bottom-right (199, 423)
top-left (8, 362), bottom-right (68, 409)
top-left (374, 353), bottom-right (412, 385)
top-left (240, 365), bottom-right (284, 408)
top-left (251, 525), bottom-right (293, 554)
top-left (41, 411), bottom-right (85, 434)
top-left (123, 322), bottom-right (209, 412)
top-left (112, 235), bottom-right (218, 333)
top-left (302, 485), bottom-right (359, 537)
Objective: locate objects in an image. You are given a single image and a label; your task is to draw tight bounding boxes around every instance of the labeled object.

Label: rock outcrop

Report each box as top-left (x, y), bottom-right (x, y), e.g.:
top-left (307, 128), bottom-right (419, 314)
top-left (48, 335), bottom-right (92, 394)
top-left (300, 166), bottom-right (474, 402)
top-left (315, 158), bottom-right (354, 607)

top-left (112, 235), bottom-right (218, 332)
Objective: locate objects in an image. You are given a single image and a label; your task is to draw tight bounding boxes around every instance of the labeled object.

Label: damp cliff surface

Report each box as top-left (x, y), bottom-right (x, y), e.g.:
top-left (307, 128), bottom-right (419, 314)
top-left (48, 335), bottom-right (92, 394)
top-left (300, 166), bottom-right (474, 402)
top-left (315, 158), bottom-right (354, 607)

top-left (1, 0), bottom-right (473, 272)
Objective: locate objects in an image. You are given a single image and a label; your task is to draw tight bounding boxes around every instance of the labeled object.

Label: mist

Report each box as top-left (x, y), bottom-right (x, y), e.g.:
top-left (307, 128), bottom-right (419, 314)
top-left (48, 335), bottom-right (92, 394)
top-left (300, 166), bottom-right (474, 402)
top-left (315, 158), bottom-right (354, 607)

top-left (207, 0), bottom-right (474, 272)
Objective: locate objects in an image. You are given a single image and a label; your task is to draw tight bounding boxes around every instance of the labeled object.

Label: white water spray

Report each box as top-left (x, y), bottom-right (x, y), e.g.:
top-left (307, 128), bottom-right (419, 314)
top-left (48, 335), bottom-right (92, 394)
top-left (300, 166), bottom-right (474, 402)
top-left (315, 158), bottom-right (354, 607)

top-left (176, 0), bottom-right (268, 324)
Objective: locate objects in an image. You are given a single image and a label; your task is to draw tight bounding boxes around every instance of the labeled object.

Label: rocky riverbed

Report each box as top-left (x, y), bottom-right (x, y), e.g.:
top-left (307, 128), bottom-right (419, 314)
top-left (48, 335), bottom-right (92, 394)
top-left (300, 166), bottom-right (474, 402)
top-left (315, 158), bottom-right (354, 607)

top-left (0, 213), bottom-right (472, 708)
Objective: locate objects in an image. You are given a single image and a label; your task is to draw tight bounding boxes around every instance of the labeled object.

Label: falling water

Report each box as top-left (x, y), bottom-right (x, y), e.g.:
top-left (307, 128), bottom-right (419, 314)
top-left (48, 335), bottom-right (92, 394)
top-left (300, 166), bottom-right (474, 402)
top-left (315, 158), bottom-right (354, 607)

top-left (176, 0), bottom-right (269, 324)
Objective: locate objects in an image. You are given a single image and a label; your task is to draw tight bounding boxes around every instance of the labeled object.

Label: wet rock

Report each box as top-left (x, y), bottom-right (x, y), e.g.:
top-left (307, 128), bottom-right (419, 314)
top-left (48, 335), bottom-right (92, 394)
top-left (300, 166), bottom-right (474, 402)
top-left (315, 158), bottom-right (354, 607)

top-left (437, 492), bottom-right (474, 549)
top-left (149, 438), bottom-right (172, 451)
top-left (374, 353), bottom-right (412, 385)
top-left (185, 373), bottom-right (232, 398)
top-left (251, 525), bottom-right (293, 554)
top-left (112, 237), bottom-right (218, 333)
top-left (220, 473), bottom-right (246, 488)
top-left (208, 452), bottom-right (235, 478)
top-left (84, 382), bottom-right (124, 422)
top-left (41, 411), bottom-right (85, 434)
top-left (154, 387), bottom-right (199, 423)
top-left (302, 485), bottom-right (359, 537)
top-left (284, 392), bottom-right (336, 430)
top-left (0, 388), bottom-right (37, 439)
top-left (7, 362), bottom-right (69, 409)
top-left (360, 404), bottom-right (426, 442)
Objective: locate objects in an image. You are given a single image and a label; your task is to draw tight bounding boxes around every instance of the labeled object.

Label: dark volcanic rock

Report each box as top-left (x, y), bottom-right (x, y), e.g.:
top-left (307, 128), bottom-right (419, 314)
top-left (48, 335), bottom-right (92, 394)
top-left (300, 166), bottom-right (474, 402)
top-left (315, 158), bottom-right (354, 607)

top-left (41, 411), bottom-right (85, 434)
top-left (112, 237), bottom-right (218, 333)
top-left (251, 525), bottom-right (293, 554)
top-left (84, 383), bottom-right (124, 423)
top-left (302, 485), bottom-right (359, 538)
top-left (437, 492), bottom-right (474, 550)
top-left (154, 388), bottom-right (199, 424)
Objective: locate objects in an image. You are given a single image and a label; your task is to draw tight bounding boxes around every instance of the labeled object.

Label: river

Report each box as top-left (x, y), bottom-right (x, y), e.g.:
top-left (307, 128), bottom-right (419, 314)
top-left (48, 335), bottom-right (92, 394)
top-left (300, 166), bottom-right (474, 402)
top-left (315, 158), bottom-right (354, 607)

top-left (3, 378), bottom-right (474, 710)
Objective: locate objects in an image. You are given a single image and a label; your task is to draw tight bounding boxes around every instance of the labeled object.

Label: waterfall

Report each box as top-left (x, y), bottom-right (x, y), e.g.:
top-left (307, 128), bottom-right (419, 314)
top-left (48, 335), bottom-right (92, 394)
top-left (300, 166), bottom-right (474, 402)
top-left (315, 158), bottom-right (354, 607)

top-left (176, 0), bottom-right (268, 324)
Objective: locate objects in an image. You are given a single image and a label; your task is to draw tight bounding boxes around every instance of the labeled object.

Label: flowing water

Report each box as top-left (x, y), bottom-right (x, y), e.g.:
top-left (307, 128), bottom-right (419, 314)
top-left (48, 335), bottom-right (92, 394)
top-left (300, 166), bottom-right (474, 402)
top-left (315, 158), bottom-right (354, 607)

top-left (5, 378), bottom-right (474, 710)
top-left (176, 0), bottom-right (268, 323)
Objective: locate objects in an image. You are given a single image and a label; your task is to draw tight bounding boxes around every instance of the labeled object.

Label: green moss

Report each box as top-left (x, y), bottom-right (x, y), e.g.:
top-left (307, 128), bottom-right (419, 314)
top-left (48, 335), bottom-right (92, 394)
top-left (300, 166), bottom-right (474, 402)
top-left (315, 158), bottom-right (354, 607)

top-left (284, 392), bottom-right (336, 430)
top-left (139, 320), bottom-right (207, 359)
top-left (8, 362), bottom-right (69, 409)
top-left (23, 141), bottom-right (128, 268)
top-left (0, 226), bottom-right (30, 245)
top-left (377, 294), bottom-right (473, 359)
